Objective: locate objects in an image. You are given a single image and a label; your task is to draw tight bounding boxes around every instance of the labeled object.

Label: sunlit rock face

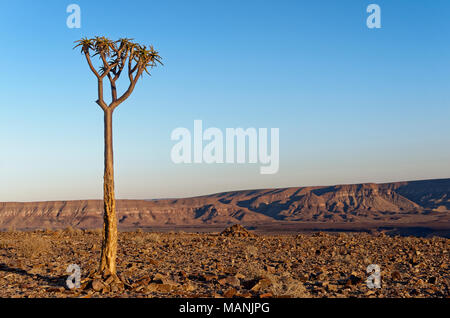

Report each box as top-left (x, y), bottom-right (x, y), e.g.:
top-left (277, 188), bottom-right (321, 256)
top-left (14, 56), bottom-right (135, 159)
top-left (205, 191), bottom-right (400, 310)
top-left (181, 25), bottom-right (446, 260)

top-left (0, 178), bottom-right (448, 230)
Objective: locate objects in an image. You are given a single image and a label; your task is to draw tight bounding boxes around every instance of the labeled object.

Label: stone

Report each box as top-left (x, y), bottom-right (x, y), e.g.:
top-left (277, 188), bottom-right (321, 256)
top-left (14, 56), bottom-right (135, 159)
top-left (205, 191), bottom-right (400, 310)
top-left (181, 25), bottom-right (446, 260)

top-left (148, 259), bottom-right (159, 266)
top-left (245, 278), bottom-right (272, 292)
top-left (220, 224), bottom-right (256, 238)
top-left (153, 273), bottom-right (173, 284)
top-left (223, 288), bottom-right (237, 298)
top-left (182, 281), bottom-right (196, 292)
top-left (147, 283), bottom-right (176, 293)
top-left (91, 279), bottom-right (104, 292)
top-left (234, 273), bottom-right (245, 280)
top-left (345, 274), bottom-right (362, 286)
top-left (110, 283), bottom-right (121, 293)
top-left (104, 275), bottom-right (115, 285)
top-left (218, 276), bottom-right (240, 287)
top-left (200, 273), bottom-right (218, 282)
top-left (326, 284), bottom-right (338, 292)
top-left (391, 271), bottom-right (402, 281)
top-left (134, 275), bottom-right (151, 285)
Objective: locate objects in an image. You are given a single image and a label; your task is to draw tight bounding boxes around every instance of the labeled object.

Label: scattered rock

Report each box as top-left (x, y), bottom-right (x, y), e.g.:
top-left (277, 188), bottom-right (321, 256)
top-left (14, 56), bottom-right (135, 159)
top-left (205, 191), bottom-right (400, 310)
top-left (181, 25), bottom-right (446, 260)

top-left (243, 278), bottom-right (272, 292)
top-left (182, 281), bottom-right (196, 292)
top-left (220, 224), bottom-right (256, 238)
top-left (223, 288), bottom-right (237, 298)
top-left (199, 273), bottom-right (218, 282)
top-left (326, 283), bottom-right (338, 292)
top-left (391, 271), bottom-right (402, 281)
top-left (0, 230), bottom-right (447, 298)
top-left (152, 273), bottom-right (171, 284)
top-left (134, 275), bottom-right (151, 285)
top-left (218, 276), bottom-right (241, 288)
top-left (91, 279), bottom-right (104, 292)
top-left (345, 274), bottom-right (362, 286)
top-left (147, 283), bottom-right (177, 293)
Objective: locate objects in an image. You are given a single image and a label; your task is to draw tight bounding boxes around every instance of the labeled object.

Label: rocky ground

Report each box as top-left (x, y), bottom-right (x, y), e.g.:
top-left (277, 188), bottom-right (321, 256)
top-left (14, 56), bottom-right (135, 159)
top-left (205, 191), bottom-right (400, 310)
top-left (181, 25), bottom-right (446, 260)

top-left (0, 225), bottom-right (448, 298)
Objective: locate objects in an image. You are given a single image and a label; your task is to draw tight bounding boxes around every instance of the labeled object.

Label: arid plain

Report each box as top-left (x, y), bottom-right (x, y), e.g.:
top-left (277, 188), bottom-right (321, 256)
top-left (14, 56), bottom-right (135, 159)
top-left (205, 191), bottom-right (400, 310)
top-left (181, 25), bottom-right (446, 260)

top-left (0, 178), bottom-right (448, 298)
top-left (0, 226), bottom-right (448, 298)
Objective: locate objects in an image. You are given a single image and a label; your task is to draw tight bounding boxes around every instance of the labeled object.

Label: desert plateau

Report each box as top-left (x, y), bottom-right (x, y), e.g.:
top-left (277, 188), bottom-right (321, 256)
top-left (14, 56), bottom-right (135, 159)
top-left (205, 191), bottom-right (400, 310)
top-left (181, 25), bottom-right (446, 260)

top-left (1, 179), bottom-right (449, 237)
top-left (0, 179), bottom-right (449, 298)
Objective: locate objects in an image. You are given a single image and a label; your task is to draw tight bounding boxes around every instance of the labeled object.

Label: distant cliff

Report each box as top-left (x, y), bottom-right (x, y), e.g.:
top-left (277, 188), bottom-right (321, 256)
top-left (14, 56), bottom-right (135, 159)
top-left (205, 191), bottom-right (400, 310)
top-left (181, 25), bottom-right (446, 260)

top-left (0, 178), bottom-right (449, 230)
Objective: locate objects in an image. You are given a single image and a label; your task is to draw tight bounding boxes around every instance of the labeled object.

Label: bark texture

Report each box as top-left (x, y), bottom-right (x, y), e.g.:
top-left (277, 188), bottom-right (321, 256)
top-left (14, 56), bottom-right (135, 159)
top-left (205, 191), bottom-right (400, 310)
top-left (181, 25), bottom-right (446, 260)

top-left (99, 109), bottom-right (118, 275)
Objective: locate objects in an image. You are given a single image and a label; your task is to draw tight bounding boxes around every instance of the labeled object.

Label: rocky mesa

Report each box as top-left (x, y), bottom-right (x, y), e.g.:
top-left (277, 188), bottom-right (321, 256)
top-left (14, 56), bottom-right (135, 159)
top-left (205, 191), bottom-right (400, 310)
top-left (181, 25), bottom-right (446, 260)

top-left (0, 178), bottom-right (449, 230)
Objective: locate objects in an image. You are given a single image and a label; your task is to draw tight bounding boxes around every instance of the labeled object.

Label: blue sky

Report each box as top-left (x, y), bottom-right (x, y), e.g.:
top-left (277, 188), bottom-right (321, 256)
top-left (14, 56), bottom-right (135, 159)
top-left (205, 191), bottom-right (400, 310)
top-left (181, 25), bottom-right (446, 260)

top-left (1, 0), bottom-right (449, 201)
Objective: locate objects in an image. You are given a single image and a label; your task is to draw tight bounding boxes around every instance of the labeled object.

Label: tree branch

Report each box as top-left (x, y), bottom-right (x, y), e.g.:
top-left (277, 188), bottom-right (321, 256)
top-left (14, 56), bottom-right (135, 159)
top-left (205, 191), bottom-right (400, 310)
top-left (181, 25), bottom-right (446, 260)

top-left (110, 66), bottom-right (144, 110)
top-left (99, 52), bottom-right (117, 79)
top-left (77, 38), bottom-right (161, 112)
top-left (96, 78), bottom-right (107, 111)
top-left (113, 49), bottom-right (129, 82)
top-left (106, 72), bottom-right (117, 102)
top-left (84, 52), bottom-right (100, 79)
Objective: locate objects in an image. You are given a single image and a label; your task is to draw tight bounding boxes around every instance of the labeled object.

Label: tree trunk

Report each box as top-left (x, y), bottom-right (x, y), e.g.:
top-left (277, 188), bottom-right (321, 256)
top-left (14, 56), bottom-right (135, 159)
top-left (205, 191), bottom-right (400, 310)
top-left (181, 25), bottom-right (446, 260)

top-left (99, 108), bottom-right (118, 276)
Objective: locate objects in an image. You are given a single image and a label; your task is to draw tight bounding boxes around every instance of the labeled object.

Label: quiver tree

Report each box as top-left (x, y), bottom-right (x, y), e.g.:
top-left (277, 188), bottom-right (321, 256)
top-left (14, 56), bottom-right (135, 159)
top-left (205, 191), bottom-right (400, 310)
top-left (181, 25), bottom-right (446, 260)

top-left (75, 37), bottom-right (162, 278)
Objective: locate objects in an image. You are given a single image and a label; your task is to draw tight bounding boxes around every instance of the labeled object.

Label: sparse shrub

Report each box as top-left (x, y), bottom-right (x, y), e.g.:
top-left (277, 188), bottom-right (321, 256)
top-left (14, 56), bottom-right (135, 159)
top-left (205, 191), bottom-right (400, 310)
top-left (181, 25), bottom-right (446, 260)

top-left (63, 226), bottom-right (84, 235)
top-left (91, 228), bottom-right (103, 235)
top-left (0, 239), bottom-right (11, 249)
top-left (244, 245), bottom-right (258, 259)
top-left (242, 263), bottom-right (265, 280)
top-left (132, 235), bottom-right (146, 245)
top-left (268, 272), bottom-right (309, 298)
top-left (64, 226), bottom-right (75, 234)
top-left (15, 235), bottom-right (51, 258)
top-left (147, 232), bottom-right (161, 243)
top-left (243, 267), bottom-right (309, 298)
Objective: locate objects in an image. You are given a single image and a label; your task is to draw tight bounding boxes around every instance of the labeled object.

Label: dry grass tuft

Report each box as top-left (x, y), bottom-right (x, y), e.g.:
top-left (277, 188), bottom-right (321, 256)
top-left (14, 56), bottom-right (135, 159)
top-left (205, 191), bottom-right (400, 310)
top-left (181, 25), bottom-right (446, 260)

top-left (0, 239), bottom-right (11, 249)
top-left (244, 245), bottom-right (258, 259)
top-left (146, 232), bottom-right (161, 243)
top-left (15, 235), bottom-right (51, 258)
top-left (268, 272), bottom-right (309, 297)
top-left (90, 228), bottom-right (103, 235)
top-left (63, 226), bottom-right (83, 235)
top-left (132, 235), bottom-right (146, 245)
top-left (242, 265), bottom-right (309, 298)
